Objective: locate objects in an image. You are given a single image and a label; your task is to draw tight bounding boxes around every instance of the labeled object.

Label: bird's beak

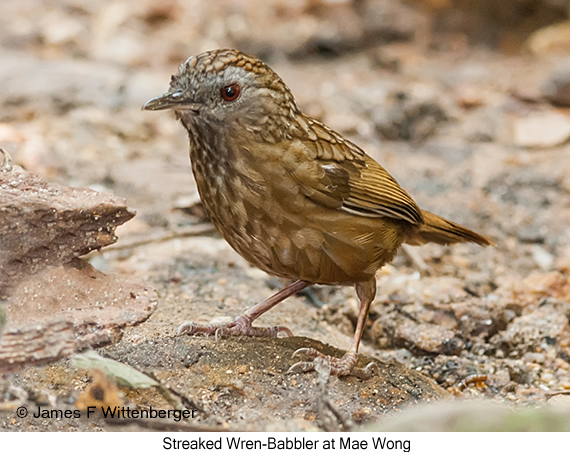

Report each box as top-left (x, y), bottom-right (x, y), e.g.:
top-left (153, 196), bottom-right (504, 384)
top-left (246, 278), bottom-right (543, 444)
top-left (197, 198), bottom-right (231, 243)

top-left (142, 90), bottom-right (200, 111)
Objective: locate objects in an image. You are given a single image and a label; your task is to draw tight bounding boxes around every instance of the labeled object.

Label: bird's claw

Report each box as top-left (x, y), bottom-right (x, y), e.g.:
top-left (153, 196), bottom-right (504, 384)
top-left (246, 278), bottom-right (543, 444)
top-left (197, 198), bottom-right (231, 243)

top-left (177, 317), bottom-right (293, 338)
top-left (288, 347), bottom-right (377, 379)
top-left (291, 347), bottom-right (315, 359)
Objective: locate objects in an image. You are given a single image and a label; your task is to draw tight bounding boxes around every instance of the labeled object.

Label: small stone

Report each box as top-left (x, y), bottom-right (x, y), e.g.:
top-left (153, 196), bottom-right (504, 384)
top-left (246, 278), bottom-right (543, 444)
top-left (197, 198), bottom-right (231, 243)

top-left (512, 111), bottom-right (570, 148)
top-left (523, 352), bottom-right (546, 364)
top-left (541, 372), bottom-right (554, 384)
top-left (542, 67), bottom-right (570, 107)
top-left (555, 358), bottom-right (570, 370)
top-left (527, 21), bottom-right (570, 56)
top-left (532, 245), bottom-right (554, 272)
top-left (518, 223), bottom-right (546, 244)
top-left (456, 86), bottom-right (483, 109)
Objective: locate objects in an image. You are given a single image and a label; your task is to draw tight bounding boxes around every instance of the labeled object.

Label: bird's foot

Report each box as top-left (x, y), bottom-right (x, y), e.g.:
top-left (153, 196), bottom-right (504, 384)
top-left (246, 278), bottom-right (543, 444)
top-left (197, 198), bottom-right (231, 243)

top-left (288, 348), bottom-right (377, 379)
top-left (177, 315), bottom-right (293, 339)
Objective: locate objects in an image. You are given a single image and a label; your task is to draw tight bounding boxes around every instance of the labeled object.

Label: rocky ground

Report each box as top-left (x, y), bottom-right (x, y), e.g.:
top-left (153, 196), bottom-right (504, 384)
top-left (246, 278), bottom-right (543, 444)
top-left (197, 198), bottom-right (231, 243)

top-left (1, 0), bottom-right (570, 431)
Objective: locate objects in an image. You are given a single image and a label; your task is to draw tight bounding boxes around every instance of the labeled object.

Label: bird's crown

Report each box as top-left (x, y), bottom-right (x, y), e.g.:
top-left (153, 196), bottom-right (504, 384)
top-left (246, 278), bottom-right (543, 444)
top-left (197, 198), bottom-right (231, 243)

top-left (179, 49), bottom-right (271, 78)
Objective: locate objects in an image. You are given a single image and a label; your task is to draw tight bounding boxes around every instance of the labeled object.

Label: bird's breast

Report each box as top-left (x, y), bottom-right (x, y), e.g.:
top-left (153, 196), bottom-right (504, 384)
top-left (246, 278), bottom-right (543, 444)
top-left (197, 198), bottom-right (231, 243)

top-left (187, 135), bottom-right (402, 285)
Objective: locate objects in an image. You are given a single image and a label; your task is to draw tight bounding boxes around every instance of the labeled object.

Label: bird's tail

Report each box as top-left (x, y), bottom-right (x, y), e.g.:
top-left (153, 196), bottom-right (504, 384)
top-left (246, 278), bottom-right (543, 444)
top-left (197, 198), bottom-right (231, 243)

top-left (406, 210), bottom-right (493, 247)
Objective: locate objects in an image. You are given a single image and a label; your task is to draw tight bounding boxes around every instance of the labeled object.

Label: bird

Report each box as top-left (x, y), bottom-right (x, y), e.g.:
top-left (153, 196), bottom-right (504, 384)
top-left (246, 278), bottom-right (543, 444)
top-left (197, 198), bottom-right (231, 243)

top-left (143, 49), bottom-right (493, 378)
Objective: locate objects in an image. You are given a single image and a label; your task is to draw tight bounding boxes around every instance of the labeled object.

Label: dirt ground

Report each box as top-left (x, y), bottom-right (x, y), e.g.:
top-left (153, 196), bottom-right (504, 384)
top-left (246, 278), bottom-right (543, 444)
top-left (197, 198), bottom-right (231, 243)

top-left (1, 0), bottom-right (570, 431)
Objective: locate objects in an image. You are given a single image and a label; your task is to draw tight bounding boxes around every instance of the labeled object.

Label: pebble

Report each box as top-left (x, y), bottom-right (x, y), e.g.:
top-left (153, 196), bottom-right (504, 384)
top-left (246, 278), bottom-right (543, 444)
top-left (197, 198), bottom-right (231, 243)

top-left (532, 245), bottom-right (554, 272)
top-left (527, 21), bottom-right (570, 55)
top-left (540, 372), bottom-right (554, 384)
top-left (512, 111), bottom-right (570, 148)
top-left (555, 358), bottom-right (570, 370)
top-left (522, 352), bottom-right (546, 364)
top-left (542, 67), bottom-right (570, 107)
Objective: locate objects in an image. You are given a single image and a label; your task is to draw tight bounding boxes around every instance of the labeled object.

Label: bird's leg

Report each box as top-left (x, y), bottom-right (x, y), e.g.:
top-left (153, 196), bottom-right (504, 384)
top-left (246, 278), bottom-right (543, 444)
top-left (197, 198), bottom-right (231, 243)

top-left (289, 279), bottom-right (377, 379)
top-left (178, 279), bottom-right (310, 338)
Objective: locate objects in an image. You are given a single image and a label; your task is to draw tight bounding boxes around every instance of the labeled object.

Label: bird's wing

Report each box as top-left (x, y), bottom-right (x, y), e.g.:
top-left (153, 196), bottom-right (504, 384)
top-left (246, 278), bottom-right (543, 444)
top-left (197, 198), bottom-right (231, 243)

top-left (284, 117), bottom-right (423, 225)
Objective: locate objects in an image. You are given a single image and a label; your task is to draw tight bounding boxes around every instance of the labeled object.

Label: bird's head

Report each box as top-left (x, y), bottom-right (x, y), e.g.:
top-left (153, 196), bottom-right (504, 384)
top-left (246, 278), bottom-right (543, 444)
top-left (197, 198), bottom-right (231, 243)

top-left (143, 49), bottom-right (299, 142)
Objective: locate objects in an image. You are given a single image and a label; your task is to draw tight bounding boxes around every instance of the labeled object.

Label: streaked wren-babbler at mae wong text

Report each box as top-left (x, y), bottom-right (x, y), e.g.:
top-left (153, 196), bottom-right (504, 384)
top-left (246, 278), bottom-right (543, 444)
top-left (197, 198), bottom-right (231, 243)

top-left (143, 49), bottom-right (492, 378)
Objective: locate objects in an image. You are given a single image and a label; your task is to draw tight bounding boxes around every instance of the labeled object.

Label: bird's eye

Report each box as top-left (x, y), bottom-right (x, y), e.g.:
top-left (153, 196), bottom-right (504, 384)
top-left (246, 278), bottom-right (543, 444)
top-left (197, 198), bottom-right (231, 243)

top-left (221, 83), bottom-right (241, 102)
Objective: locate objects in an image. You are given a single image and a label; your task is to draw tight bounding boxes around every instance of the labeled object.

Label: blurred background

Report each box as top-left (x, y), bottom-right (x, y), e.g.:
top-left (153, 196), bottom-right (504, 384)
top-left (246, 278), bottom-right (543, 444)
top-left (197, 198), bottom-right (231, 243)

top-left (2, 0), bottom-right (570, 422)
top-left (1, 0), bottom-right (570, 257)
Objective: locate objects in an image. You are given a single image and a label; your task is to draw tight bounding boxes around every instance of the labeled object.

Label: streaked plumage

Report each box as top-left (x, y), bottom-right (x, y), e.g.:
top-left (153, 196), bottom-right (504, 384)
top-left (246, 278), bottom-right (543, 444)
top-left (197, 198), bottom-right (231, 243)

top-left (144, 49), bottom-right (492, 377)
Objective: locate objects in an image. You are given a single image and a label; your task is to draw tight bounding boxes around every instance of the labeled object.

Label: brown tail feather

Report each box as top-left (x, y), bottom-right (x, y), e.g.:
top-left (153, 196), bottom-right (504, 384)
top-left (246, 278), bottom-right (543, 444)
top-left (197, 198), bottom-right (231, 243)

top-left (406, 210), bottom-right (494, 247)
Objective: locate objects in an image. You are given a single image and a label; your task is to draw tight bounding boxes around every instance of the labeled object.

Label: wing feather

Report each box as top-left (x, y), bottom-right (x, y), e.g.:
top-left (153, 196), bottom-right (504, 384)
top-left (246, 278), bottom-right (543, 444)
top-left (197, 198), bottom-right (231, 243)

top-left (286, 116), bottom-right (423, 225)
